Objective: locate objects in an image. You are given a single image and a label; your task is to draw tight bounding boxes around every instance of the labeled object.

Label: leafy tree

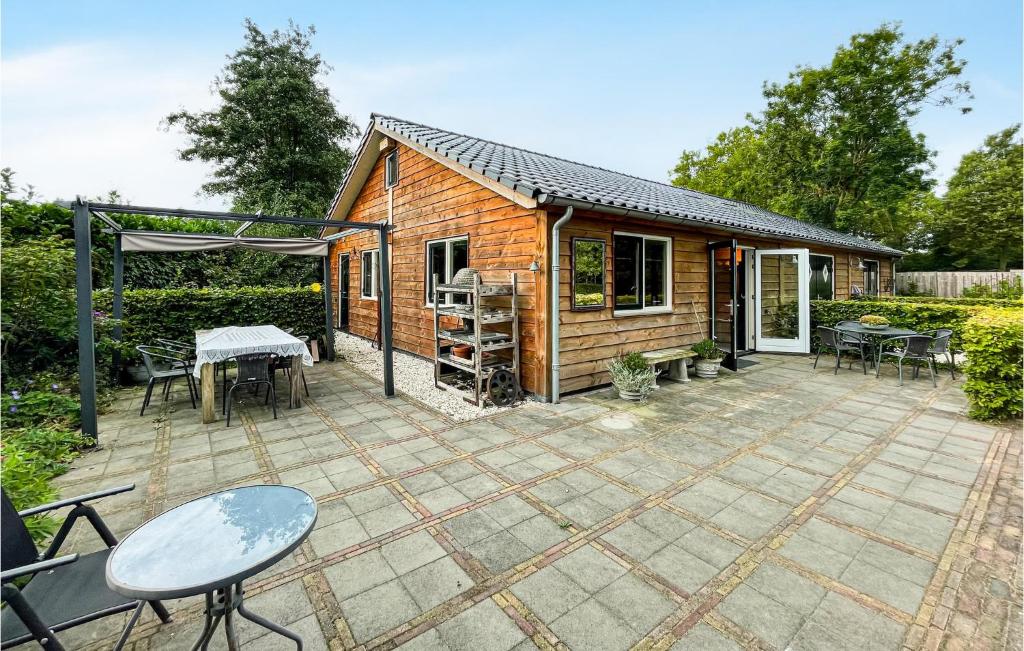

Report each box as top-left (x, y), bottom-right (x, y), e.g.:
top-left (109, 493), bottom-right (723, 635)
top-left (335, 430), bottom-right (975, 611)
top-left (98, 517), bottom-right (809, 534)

top-left (671, 23), bottom-right (972, 248)
top-left (939, 125), bottom-right (1023, 271)
top-left (165, 20), bottom-right (358, 218)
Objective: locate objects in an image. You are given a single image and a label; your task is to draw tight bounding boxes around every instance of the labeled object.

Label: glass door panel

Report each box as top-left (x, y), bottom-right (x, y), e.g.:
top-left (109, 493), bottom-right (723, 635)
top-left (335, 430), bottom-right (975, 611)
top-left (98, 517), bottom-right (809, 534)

top-left (755, 249), bottom-right (809, 353)
top-left (708, 240), bottom-right (738, 370)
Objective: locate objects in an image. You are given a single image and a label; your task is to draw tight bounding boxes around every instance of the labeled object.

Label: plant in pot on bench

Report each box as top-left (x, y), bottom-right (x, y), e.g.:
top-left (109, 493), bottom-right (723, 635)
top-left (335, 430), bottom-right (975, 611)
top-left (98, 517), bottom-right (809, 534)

top-left (692, 339), bottom-right (725, 378)
top-left (608, 352), bottom-right (657, 402)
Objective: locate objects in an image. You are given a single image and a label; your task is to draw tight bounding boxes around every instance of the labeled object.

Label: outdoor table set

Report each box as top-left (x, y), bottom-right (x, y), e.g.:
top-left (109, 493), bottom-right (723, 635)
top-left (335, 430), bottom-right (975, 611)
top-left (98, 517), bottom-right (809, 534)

top-left (195, 325), bottom-right (313, 424)
top-left (106, 486), bottom-right (317, 650)
top-left (817, 322), bottom-right (953, 387)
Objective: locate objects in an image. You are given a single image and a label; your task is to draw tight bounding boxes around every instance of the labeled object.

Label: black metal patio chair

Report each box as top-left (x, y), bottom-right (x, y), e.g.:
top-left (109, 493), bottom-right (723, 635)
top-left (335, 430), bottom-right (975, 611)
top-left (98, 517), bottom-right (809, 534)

top-left (814, 326), bottom-right (867, 374)
top-left (136, 345), bottom-right (197, 416)
top-left (224, 352), bottom-right (278, 427)
top-left (1, 486), bottom-right (171, 651)
top-left (271, 335), bottom-right (311, 400)
top-left (920, 329), bottom-right (956, 380)
top-left (835, 320), bottom-right (875, 361)
top-left (875, 335), bottom-right (936, 387)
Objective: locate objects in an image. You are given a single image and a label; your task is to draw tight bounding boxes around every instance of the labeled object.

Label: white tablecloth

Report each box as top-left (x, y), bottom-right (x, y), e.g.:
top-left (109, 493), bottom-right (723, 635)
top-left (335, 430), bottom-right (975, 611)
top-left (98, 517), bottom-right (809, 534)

top-left (193, 325), bottom-right (313, 377)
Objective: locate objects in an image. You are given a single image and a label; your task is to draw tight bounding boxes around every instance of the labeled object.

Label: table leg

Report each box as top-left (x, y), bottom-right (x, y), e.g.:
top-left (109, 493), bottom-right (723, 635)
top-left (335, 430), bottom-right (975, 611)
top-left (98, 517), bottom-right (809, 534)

top-left (289, 356), bottom-right (302, 408)
top-left (201, 363), bottom-right (215, 423)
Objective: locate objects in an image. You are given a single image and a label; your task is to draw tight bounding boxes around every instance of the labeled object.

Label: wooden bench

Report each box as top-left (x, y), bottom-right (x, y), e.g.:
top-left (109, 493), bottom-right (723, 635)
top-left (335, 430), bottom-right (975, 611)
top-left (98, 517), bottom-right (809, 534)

top-left (642, 348), bottom-right (698, 385)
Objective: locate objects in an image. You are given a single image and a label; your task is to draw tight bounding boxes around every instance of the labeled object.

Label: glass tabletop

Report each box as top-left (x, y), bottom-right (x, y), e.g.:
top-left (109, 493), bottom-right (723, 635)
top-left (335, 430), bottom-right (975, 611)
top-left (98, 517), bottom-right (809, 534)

top-left (107, 485), bottom-right (317, 599)
top-left (835, 323), bottom-right (919, 337)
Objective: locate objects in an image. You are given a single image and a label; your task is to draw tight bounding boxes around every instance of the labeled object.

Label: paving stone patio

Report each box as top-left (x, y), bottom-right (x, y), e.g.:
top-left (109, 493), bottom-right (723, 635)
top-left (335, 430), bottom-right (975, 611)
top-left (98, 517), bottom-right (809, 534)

top-left (48, 354), bottom-right (1020, 650)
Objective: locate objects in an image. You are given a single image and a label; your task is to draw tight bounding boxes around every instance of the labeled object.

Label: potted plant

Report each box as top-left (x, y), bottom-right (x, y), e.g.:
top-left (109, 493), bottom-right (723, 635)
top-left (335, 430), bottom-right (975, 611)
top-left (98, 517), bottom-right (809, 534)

top-left (607, 352), bottom-right (656, 402)
top-left (858, 315), bottom-right (890, 330)
top-left (692, 339), bottom-right (724, 378)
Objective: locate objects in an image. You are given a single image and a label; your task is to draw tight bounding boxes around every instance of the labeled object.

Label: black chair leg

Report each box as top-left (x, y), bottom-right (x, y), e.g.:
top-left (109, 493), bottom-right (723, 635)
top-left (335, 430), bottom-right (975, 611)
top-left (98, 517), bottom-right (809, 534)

top-left (269, 383), bottom-right (278, 420)
top-left (185, 374), bottom-right (197, 409)
top-left (301, 369), bottom-right (309, 397)
top-left (1, 586), bottom-right (67, 651)
top-left (226, 385), bottom-right (236, 427)
top-left (140, 378), bottom-right (156, 416)
top-left (813, 348), bottom-right (821, 369)
top-left (859, 346), bottom-right (867, 374)
top-left (833, 349), bottom-right (841, 375)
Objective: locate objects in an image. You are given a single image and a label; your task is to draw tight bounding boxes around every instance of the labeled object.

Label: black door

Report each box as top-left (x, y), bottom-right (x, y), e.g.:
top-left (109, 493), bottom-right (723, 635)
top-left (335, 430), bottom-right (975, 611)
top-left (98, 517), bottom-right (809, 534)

top-left (708, 239), bottom-right (739, 371)
top-left (338, 254), bottom-right (350, 330)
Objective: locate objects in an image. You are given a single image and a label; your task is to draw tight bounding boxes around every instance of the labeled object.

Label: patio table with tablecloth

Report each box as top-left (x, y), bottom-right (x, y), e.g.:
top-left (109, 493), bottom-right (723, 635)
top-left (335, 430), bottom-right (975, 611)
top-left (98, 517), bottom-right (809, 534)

top-left (195, 325), bottom-right (312, 423)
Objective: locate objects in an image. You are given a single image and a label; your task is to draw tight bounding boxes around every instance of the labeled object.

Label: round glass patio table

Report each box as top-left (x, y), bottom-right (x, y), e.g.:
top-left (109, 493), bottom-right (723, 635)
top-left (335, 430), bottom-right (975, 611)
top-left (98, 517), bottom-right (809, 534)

top-left (835, 323), bottom-right (919, 368)
top-left (106, 485), bottom-right (317, 650)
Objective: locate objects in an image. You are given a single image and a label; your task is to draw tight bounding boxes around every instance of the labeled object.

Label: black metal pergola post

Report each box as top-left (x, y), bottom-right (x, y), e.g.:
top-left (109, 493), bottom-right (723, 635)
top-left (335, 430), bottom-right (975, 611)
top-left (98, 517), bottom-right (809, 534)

top-left (73, 199), bottom-right (395, 444)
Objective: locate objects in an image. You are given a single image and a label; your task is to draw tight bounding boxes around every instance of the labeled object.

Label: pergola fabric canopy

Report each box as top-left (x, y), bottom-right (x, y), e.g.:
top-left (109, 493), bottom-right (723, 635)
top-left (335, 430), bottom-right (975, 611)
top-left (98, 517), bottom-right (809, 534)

top-left (72, 199), bottom-right (395, 443)
top-left (120, 231), bottom-right (329, 256)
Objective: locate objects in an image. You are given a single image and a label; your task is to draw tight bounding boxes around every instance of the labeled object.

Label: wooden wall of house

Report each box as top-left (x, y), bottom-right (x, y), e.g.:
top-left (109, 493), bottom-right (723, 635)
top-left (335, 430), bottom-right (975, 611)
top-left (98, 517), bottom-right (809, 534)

top-left (326, 143), bottom-right (548, 395)
top-left (554, 210), bottom-right (896, 393)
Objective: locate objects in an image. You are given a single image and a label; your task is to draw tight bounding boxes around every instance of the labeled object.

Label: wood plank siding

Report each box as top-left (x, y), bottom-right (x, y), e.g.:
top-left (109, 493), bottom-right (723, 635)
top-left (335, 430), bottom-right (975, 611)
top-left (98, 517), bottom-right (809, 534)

top-left (553, 210), bottom-right (896, 394)
top-left (326, 138), bottom-right (895, 400)
top-left (327, 144), bottom-right (549, 395)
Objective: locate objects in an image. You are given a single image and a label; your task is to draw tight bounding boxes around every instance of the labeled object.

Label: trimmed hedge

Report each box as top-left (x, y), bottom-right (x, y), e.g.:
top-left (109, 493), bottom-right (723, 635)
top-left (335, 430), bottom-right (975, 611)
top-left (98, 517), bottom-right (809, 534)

top-left (810, 300), bottom-right (977, 350)
top-left (94, 287), bottom-right (327, 365)
top-left (865, 295), bottom-right (1023, 308)
top-left (962, 309), bottom-right (1023, 421)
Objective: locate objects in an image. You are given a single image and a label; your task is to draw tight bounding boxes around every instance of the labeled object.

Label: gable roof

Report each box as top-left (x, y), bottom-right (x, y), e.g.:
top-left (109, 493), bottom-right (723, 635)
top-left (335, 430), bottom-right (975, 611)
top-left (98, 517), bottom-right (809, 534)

top-left (328, 114), bottom-right (901, 256)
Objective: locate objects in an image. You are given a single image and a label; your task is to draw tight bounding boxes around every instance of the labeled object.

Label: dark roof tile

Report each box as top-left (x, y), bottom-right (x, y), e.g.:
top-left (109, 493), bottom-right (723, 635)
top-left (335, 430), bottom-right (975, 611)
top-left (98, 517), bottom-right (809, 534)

top-left (373, 114), bottom-right (901, 256)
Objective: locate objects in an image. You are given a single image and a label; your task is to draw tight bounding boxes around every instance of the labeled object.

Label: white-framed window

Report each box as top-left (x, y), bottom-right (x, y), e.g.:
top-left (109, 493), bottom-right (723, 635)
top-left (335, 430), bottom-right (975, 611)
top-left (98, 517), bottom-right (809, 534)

top-left (613, 232), bottom-right (672, 315)
top-left (425, 235), bottom-right (469, 305)
top-left (385, 149), bottom-right (399, 189)
top-left (361, 249), bottom-right (379, 300)
top-left (862, 259), bottom-right (879, 296)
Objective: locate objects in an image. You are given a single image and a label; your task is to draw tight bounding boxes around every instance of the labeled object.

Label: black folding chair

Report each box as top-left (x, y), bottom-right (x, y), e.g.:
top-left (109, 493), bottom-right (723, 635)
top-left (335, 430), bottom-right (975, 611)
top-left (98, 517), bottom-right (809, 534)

top-left (136, 345), bottom-right (197, 416)
top-left (814, 326), bottom-right (867, 374)
top-left (1, 486), bottom-right (171, 650)
top-left (876, 335), bottom-right (936, 387)
top-left (223, 352), bottom-right (278, 427)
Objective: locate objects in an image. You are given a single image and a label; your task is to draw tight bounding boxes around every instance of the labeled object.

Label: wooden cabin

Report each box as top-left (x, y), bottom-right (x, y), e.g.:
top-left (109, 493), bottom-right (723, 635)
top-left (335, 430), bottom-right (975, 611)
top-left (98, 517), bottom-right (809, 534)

top-left (321, 115), bottom-right (900, 401)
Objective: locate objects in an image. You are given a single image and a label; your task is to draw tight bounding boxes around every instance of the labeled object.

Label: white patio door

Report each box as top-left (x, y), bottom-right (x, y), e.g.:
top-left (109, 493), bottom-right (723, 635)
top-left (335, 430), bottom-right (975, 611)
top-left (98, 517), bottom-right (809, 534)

top-left (755, 249), bottom-right (810, 353)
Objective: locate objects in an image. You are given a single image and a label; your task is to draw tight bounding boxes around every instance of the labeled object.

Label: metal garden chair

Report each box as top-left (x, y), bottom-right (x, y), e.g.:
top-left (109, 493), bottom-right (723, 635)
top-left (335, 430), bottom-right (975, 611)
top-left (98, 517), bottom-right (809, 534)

top-left (1, 486), bottom-right (171, 650)
top-left (835, 320), bottom-right (876, 359)
top-left (920, 329), bottom-right (956, 379)
top-left (875, 335), bottom-right (936, 387)
top-left (223, 352), bottom-right (278, 427)
top-left (136, 345), bottom-right (197, 416)
top-left (814, 326), bottom-right (867, 374)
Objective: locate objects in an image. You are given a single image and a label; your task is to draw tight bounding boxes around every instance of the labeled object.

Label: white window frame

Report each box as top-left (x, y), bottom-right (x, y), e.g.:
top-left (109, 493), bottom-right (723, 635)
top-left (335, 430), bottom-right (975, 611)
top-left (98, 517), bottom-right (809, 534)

top-left (360, 249), bottom-right (379, 300)
top-left (425, 235), bottom-right (469, 306)
top-left (809, 253), bottom-right (836, 300)
top-left (612, 231), bottom-right (673, 317)
top-left (385, 149), bottom-right (399, 189)
top-left (862, 259), bottom-right (880, 296)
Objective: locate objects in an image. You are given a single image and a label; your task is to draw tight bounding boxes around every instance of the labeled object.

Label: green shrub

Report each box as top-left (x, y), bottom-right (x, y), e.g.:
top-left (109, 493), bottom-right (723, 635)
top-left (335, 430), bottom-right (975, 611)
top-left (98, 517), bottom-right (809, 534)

top-left (94, 286), bottom-right (327, 366)
top-left (961, 277), bottom-right (1023, 300)
top-left (608, 353), bottom-right (656, 400)
top-left (871, 295), bottom-right (1023, 308)
top-left (961, 308), bottom-right (1023, 421)
top-left (1, 386), bottom-right (81, 430)
top-left (0, 427), bottom-right (92, 542)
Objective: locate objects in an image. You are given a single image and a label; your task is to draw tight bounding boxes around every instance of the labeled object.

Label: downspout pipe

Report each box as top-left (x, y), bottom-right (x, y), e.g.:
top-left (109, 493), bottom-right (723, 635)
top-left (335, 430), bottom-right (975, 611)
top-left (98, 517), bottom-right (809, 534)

top-left (550, 206), bottom-right (574, 403)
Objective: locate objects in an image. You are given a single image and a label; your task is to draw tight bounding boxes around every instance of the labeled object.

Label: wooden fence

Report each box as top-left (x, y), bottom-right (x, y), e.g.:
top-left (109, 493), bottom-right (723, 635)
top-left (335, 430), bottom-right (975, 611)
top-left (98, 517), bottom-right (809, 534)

top-left (896, 270), bottom-right (1023, 297)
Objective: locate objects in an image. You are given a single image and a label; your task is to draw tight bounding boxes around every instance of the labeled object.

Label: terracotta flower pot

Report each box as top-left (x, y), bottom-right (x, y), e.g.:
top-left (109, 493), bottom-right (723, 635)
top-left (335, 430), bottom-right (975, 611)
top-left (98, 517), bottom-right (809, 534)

top-left (452, 344), bottom-right (472, 359)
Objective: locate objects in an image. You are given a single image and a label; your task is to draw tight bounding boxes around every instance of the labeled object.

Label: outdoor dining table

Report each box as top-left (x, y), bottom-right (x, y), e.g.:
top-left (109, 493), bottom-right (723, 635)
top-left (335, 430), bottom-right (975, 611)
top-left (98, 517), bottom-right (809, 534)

top-left (194, 325), bottom-right (313, 423)
top-left (105, 485), bottom-right (317, 650)
top-left (835, 322), bottom-right (919, 368)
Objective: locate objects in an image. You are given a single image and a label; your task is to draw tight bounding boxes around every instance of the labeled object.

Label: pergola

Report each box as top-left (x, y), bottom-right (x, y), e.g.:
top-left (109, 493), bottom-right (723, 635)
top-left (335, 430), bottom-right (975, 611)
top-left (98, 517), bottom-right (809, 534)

top-left (71, 199), bottom-right (395, 442)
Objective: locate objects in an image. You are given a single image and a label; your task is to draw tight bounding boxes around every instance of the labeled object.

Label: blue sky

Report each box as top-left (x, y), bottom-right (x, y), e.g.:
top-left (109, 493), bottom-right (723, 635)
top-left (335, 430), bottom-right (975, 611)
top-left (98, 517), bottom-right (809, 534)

top-left (2, 0), bottom-right (1021, 210)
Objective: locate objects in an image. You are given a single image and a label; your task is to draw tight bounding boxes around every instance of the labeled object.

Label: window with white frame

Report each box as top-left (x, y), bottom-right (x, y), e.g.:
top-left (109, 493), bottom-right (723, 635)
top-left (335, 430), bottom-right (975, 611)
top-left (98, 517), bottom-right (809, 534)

top-left (613, 233), bottom-right (672, 313)
top-left (385, 150), bottom-right (399, 189)
top-left (361, 250), bottom-right (379, 299)
top-left (425, 236), bottom-right (469, 305)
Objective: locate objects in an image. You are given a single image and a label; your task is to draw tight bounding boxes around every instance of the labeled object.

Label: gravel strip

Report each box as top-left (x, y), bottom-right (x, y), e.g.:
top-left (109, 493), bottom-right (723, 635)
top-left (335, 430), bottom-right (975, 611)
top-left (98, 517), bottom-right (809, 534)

top-left (334, 331), bottom-right (516, 422)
